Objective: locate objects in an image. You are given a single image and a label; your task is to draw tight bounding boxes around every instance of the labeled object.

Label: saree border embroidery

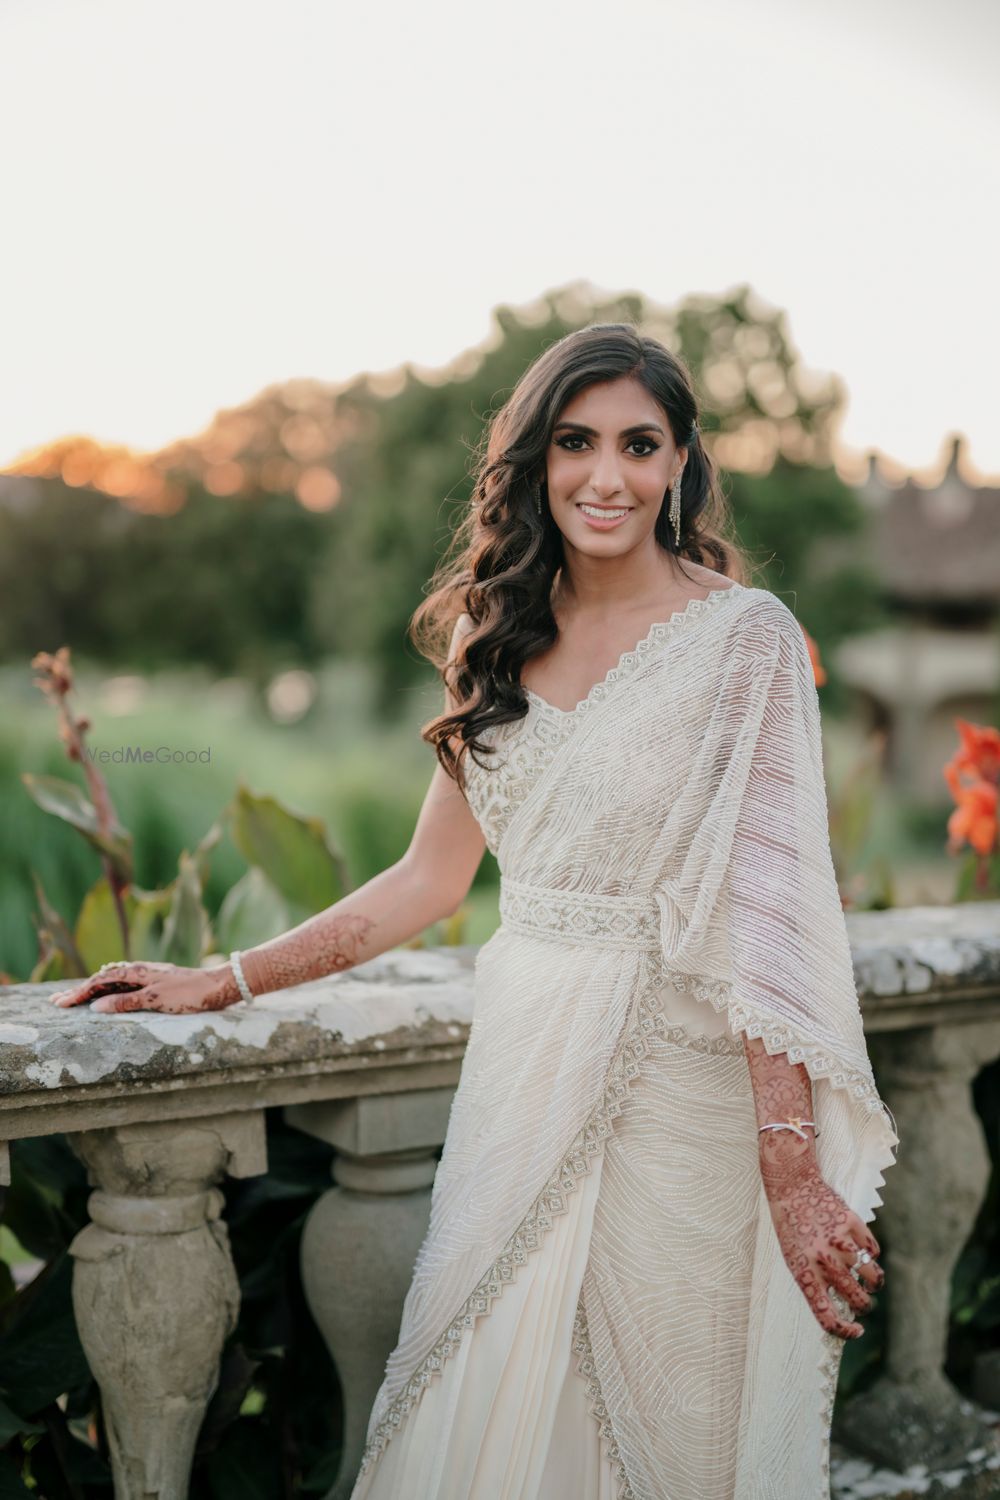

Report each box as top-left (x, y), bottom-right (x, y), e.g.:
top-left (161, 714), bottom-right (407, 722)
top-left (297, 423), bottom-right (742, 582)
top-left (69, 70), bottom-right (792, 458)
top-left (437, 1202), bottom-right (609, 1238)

top-left (521, 580), bottom-right (744, 722)
top-left (571, 1301), bottom-right (636, 1500)
top-left (355, 949), bottom-right (741, 1480)
top-left (463, 580), bottom-right (745, 859)
top-left (354, 939), bottom-right (881, 1490)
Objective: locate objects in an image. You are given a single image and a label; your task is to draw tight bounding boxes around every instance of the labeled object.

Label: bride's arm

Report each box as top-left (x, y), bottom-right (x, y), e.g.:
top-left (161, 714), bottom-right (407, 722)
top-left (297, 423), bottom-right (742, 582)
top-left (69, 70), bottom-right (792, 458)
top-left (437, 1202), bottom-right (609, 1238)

top-left (224, 617), bottom-right (486, 998)
top-left (52, 617), bottom-right (487, 1012)
top-left (218, 825), bottom-right (476, 1002)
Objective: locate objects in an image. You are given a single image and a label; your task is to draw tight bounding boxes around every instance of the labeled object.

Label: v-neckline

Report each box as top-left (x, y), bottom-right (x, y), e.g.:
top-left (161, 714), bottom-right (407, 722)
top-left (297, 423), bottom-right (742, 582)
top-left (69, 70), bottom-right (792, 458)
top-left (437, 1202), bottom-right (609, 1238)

top-left (521, 580), bottom-right (744, 719)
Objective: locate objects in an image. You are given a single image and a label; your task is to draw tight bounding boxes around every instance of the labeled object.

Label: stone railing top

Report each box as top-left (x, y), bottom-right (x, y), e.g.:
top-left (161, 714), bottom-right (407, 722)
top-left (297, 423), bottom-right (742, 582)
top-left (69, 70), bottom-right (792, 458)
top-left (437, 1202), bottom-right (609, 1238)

top-left (0, 902), bottom-right (998, 1127)
top-left (0, 947), bottom-right (478, 1119)
top-left (845, 899), bottom-right (1000, 1031)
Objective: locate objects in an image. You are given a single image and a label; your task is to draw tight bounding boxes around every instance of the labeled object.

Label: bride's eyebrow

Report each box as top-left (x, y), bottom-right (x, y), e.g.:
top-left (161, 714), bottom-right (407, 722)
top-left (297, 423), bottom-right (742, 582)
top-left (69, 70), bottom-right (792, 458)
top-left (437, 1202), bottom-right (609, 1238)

top-left (552, 421), bottom-right (665, 438)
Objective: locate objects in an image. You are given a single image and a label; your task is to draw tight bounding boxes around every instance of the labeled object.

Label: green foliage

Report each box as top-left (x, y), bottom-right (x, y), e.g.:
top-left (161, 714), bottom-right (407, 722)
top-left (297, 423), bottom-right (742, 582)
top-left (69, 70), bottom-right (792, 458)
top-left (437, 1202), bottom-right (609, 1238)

top-left (0, 1139), bottom-right (108, 1494)
top-left (227, 787), bottom-right (348, 915)
top-left (0, 482), bottom-right (328, 688)
top-left (19, 768), bottom-right (351, 985)
top-left (724, 457), bottom-right (884, 640)
top-left (20, 775), bottom-right (133, 885)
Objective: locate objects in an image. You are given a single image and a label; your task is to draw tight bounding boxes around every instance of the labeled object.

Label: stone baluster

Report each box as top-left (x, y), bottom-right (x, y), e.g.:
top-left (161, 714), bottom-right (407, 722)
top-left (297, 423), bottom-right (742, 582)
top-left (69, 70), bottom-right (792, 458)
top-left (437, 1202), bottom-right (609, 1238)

top-left (66, 1111), bottom-right (267, 1500)
top-left (836, 1020), bottom-right (1000, 1468)
top-left (285, 1087), bottom-right (455, 1500)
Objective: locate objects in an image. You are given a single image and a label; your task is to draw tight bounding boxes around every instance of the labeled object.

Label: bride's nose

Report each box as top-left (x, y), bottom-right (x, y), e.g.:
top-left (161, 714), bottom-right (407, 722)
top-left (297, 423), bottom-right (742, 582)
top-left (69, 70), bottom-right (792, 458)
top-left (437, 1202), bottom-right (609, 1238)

top-left (587, 452), bottom-right (626, 498)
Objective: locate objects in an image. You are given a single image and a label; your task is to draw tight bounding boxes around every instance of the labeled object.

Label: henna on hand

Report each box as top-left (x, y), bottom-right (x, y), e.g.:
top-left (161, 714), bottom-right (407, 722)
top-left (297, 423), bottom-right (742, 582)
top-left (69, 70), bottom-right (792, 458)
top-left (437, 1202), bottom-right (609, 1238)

top-left (761, 1148), bottom-right (882, 1335)
top-left (744, 1034), bottom-right (885, 1340)
top-left (744, 1033), bottom-right (815, 1149)
top-left (50, 908), bottom-right (381, 1014)
top-left (201, 966), bottom-right (243, 1009)
top-left (238, 909), bottom-right (377, 997)
top-left (83, 960), bottom-right (234, 1015)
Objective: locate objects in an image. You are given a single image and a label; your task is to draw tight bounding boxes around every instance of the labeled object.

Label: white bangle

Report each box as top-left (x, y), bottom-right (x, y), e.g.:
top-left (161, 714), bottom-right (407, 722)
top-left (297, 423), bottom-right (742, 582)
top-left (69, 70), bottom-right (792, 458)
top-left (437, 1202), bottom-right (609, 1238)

top-left (229, 950), bottom-right (255, 1005)
top-left (758, 1119), bottom-right (819, 1141)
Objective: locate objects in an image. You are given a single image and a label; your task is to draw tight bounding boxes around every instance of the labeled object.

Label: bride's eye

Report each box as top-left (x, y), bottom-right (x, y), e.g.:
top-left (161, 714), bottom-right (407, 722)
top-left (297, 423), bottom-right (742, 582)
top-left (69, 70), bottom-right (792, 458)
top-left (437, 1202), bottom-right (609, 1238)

top-left (554, 434), bottom-right (660, 456)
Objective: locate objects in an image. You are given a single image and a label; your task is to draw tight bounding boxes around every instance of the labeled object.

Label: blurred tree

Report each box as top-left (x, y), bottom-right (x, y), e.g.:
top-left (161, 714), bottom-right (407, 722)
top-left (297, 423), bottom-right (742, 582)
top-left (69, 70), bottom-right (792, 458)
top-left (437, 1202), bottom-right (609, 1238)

top-left (0, 281), bottom-right (884, 707)
top-left (0, 478), bottom-right (328, 694)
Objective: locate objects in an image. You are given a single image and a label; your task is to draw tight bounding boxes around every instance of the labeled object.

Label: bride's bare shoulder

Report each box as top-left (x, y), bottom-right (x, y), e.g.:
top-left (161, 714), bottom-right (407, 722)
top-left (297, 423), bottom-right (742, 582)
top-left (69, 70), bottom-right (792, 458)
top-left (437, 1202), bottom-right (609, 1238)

top-left (678, 562), bottom-right (741, 598)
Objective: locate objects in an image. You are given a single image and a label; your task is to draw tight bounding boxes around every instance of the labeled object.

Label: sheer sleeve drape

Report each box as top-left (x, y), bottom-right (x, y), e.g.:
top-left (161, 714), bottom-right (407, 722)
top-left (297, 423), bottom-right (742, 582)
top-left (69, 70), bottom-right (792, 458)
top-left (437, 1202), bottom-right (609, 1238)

top-left (652, 596), bottom-right (893, 1118)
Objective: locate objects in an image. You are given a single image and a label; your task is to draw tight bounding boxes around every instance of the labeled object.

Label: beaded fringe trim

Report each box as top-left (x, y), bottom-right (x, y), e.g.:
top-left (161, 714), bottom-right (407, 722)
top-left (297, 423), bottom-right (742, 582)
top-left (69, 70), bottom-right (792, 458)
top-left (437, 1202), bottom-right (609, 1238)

top-left (571, 1302), bottom-right (637, 1500)
top-left (354, 949), bottom-right (894, 1492)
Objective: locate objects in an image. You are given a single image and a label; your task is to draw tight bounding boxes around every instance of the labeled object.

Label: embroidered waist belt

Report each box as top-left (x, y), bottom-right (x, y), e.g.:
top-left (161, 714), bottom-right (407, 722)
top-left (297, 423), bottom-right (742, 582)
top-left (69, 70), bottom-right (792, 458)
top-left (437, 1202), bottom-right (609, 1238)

top-left (498, 876), bottom-right (661, 952)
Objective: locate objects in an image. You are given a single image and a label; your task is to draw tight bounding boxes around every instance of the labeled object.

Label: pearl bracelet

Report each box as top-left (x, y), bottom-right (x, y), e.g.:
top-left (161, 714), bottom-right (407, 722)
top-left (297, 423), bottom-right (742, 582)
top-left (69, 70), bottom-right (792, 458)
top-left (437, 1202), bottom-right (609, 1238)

top-left (758, 1117), bottom-right (820, 1141)
top-left (229, 950), bottom-right (255, 1005)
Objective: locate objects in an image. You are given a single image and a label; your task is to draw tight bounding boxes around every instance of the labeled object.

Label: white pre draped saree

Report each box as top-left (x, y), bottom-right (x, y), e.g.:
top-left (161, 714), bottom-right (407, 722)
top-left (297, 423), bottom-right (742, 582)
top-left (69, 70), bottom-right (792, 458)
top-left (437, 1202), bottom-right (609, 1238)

top-left (350, 581), bottom-right (900, 1500)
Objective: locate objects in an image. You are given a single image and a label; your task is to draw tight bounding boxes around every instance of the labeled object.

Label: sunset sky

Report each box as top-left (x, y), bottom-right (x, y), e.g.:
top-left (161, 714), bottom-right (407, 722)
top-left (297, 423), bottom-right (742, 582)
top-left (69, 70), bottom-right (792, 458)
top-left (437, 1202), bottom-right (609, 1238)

top-left (1, 0), bottom-right (998, 482)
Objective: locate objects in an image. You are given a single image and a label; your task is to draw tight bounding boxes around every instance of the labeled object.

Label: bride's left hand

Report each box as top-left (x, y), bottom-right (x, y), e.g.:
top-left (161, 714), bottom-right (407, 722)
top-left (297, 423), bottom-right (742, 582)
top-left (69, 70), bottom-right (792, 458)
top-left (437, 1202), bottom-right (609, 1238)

top-left (760, 1141), bottom-right (885, 1341)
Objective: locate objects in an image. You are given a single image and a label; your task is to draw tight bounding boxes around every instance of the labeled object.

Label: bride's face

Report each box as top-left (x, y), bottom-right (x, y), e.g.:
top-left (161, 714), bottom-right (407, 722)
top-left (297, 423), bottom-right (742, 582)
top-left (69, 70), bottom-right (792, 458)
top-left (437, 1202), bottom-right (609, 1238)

top-left (544, 376), bottom-right (685, 555)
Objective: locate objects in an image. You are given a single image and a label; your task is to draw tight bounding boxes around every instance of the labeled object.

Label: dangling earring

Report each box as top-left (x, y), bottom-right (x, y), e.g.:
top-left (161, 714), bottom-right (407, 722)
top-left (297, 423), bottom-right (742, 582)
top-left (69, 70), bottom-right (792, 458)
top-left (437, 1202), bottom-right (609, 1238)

top-left (669, 471), bottom-right (682, 548)
top-left (534, 482), bottom-right (543, 517)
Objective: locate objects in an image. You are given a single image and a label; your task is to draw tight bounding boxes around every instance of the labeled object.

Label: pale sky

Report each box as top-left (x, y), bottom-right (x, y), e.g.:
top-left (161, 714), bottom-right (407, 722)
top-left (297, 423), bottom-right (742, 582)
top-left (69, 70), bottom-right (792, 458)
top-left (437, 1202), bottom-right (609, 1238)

top-left (1, 0), bottom-right (998, 481)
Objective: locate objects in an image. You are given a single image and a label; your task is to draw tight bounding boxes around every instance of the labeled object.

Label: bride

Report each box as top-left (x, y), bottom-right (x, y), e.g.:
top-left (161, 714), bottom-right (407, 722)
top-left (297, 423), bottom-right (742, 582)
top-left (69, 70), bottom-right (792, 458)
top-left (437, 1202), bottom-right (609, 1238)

top-left (53, 322), bottom-right (897, 1500)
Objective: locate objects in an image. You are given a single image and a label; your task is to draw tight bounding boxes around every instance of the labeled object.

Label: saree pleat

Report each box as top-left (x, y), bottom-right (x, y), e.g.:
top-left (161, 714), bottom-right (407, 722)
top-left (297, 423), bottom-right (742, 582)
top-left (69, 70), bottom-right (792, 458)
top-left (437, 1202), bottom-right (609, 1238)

top-left (351, 1136), bottom-right (615, 1500)
top-left (349, 582), bottom-right (899, 1500)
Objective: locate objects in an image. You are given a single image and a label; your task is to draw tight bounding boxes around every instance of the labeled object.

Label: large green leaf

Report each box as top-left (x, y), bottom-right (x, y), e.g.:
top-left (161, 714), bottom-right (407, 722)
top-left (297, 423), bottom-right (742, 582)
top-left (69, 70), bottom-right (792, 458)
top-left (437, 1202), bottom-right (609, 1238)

top-left (0, 1166), bottom-right (70, 1264)
top-left (24, 1409), bottom-right (111, 1490)
top-left (0, 1398), bottom-right (42, 1446)
top-left (20, 774), bottom-right (133, 885)
top-left (73, 879), bottom-right (172, 970)
top-left (300, 1445), bottom-right (342, 1494)
top-left (159, 851), bottom-right (212, 967)
top-left (0, 1255), bottom-right (90, 1416)
top-left (214, 868), bottom-right (292, 954)
top-left (226, 785), bottom-right (347, 913)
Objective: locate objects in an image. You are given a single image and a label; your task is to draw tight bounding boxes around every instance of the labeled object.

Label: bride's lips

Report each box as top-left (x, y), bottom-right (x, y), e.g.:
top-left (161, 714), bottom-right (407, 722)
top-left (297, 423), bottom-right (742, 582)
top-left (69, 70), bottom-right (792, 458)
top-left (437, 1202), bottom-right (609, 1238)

top-left (576, 503), bottom-right (633, 531)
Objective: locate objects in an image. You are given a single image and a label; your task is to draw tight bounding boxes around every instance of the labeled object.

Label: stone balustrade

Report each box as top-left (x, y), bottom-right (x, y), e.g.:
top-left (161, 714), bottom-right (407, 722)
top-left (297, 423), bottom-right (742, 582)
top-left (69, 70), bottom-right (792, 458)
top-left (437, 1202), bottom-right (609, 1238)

top-left (1, 902), bottom-right (999, 1499)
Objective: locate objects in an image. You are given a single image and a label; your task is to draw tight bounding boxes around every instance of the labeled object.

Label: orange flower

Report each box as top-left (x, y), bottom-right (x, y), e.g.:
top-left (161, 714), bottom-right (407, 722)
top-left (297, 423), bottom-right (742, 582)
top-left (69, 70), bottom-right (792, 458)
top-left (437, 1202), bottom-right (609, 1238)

top-left (946, 780), bottom-right (999, 858)
top-left (801, 627), bottom-right (826, 687)
top-left (943, 718), bottom-right (1000, 801)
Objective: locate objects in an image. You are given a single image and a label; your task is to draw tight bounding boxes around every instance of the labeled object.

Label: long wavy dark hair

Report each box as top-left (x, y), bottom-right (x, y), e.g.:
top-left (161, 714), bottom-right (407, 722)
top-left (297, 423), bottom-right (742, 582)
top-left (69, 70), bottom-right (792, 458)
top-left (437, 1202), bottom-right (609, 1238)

top-left (411, 321), bottom-right (756, 791)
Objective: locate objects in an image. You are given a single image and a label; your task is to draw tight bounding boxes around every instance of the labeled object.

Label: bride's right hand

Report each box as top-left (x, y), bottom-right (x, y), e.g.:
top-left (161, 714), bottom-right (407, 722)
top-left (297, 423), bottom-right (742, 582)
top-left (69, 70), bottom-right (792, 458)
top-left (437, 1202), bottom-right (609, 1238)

top-left (49, 960), bottom-right (242, 1014)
